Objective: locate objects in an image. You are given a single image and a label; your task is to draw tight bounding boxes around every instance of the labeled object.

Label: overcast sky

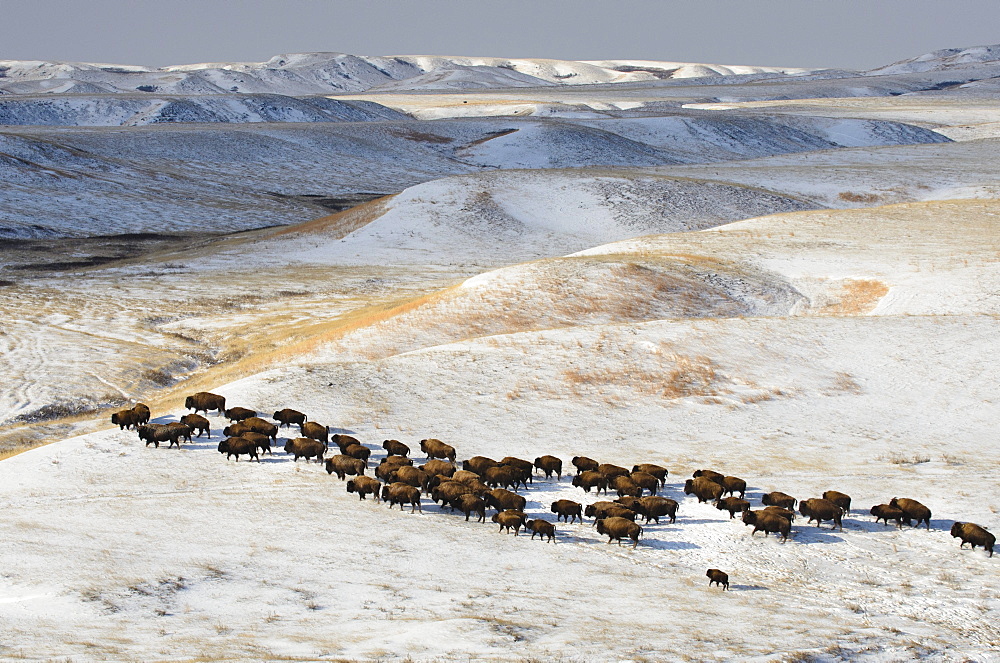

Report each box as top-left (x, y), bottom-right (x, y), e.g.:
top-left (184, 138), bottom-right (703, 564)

top-left (2, 0), bottom-right (998, 71)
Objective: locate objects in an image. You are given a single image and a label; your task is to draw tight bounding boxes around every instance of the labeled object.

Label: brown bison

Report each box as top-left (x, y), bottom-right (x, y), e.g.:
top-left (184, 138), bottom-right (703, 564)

top-left (132, 403), bottom-right (151, 425)
top-left (326, 455), bottom-right (366, 479)
top-left (632, 464), bottom-right (668, 488)
top-left (272, 408), bottom-right (306, 429)
top-left (684, 477), bottom-right (724, 503)
top-left (526, 519), bottom-right (556, 542)
top-left (330, 434), bottom-right (361, 453)
top-left (584, 501), bottom-right (621, 520)
top-left (799, 498), bottom-right (843, 530)
top-left (597, 463), bottom-right (629, 483)
top-left (636, 496), bottom-right (678, 524)
top-left (870, 504), bottom-right (905, 528)
top-left (951, 522), bottom-right (995, 557)
top-left (452, 470), bottom-right (482, 485)
top-left (420, 438), bottom-right (456, 463)
top-left (235, 417), bottom-right (278, 441)
top-left (284, 438), bottom-right (325, 463)
top-left (742, 510), bottom-right (790, 542)
top-left (137, 423), bottom-right (187, 449)
top-left (432, 481), bottom-right (473, 506)
top-left (550, 499), bottom-right (583, 524)
top-left (596, 517), bottom-right (643, 548)
top-left (572, 470), bottom-right (608, 494)
top-left (300, 421), bottom-right (329, 446)
top-left (492, 509), bottom-right (527, 535)
top-left (391, 465), bottom-right (427, 488)
top-left (382, 440), bottom-right (410, 457)
top-left (343, 443), bottom-right (371, 466)
top-left (376, 460), bottom-right (409, 482)
top-left (111, 408), bottom-right (141, 430)
top-left (720, 476), bottom-right (747, 499)
top-left (629, 471), bottom-right (659, 496)
top-left (464, 456), bottom-right (500, 475)
top-left (693, 469), bottom-right (725, 484)
top-left (451, 494), bottom-right (487, 522)
top-left (572, 456), bottom-right (600, 474)
top-left (180, 413), bottom-right (210, 438)
top-left (613, 475), bottom-right (643, 499)
top-left (422, 459), bottom-right (456, 477)
top-left (763, 506), bottom-right (796, 522)
top-left (707, 568), bottom-right (729, 591)
top-left (483, 466), bottom-right (520, 490)
top-left (382, 482), bottom-right (422, 513)
top-left (346, 476), bottom-right (381, 501)
top-left (716, 497), bottom-right (751, 519)
top-left (217, 437), bottom-right (258, 462)
top-left (500, 457), bottom-right (534, 484)
top-left (534, 455), bottom-right (563, 480)
top-left (224, 407), bottom-right (256, 422)
top-left (761, 491), bottom-right (797, 510)
top-left (185, 392), bottom-right (225, 415)
top-left (822, 491), bottom-right (852, 514)
top-left (239, 431), bottom-right (272, 455)
top-left (889, 497), bottom-right (932, 529)
top-left (485, 488), bottom-right (526, 513)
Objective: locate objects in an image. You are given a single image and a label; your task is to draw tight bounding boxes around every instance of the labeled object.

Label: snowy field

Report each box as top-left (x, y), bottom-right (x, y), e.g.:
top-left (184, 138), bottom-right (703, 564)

top-left (2, 44), bottom-right (1000, 661)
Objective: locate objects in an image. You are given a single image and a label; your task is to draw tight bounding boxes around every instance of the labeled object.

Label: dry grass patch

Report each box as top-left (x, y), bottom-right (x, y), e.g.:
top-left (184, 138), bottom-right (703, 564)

top-left (838, 191), bottom-right (881, 203)
top-left (562, 353), bottom-right (721, 400)
top-left (270, 195), bottom-right (394, 239)
top-left (815, 279), bottom-right (889, 316)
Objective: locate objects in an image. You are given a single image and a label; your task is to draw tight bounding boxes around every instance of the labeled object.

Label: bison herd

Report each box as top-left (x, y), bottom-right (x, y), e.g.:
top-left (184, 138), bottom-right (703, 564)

top-left (109, 392), bottom-right (995, 564)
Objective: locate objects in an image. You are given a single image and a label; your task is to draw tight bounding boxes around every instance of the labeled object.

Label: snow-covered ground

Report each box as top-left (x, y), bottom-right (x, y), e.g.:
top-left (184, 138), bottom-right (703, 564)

top-left (3, 43), bottom-right (1000, 661)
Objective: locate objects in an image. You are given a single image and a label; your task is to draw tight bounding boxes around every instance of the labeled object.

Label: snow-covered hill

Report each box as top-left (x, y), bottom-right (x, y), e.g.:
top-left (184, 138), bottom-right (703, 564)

top-left (0, 52), bottom-right (819, 96)
top-left (868, 43), bottom-right (1000, 74)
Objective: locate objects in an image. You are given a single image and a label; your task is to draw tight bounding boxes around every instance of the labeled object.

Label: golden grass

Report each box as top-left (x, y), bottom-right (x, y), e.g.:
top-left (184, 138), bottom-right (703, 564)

top-left (838, 191), bottom-right (881, 203)
top-left (815, 279), bottom-right (890, 316)
top-left (561, 353), bottom-right (719, 399)
top-left (269, 195), bottom-right (394, 238)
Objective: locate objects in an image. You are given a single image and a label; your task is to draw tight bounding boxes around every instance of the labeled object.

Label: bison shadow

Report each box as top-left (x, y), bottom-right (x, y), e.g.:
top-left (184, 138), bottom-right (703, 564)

top-left (729, 584), bottom-right (768, 592)
top-left (790, 529), bottom-right (844, 545)
top-left (642, 539), bottom-right (700, 551)
top-left (328, 427), bottom-right (358, 435)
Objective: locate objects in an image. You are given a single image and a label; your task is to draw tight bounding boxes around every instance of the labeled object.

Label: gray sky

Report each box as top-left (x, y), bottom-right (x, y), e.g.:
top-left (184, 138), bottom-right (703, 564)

top-left (2, 0), bottom-right (998, 71)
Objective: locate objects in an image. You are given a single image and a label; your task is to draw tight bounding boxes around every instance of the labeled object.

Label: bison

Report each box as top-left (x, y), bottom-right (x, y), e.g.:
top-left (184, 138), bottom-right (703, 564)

top-left (132, 403), bottom-right (151, 425)
top-left (111, 408), bottom-right (141, 430)
top-left (300, 421), bottom-right (329, 447)
top-left (420, 438), bottom-right (456, 463)
top-left (383, 482), bottom-right (422, 513)
top-left (485, 488), bottom-right (526, 513)
top-left (636, 496), bottom-right (678, 524)
top-left (693, 469), bottom-right (725, 484)
top-left (597, 463), bottom-right (629, 483)
top-left (526, 519), bottom-right (556, 542)
top-left (343, 443), bottom-right (371, 466)
top-left (632, 463), bottom-right (667, 488)
top-left (330, 434), bottom-right (361, 453)
top-left (870, 504), bottom-right (905, 528)
top-left (185, 391), bottom-right (225, 416)
top-left (451, 494), bottom-right (487, 522)
top-left (224, 407), bottom-right (256, 422)
top-left (346, 476), bottom-right (381, 501)
top-left (822, 490), bottom-right (852, 515)
top-left (492, 509), bottom-right (527, 535)
top-left (716, 497), bottom-right (751, 519)
top-left (629, 471), bottom-right (659, 496)
top-left (742, 510), bottom-right (790, 542)
top-left (550, 499), bottom-right (583, 524)
top-left (889, 497), bottom-right (932, 530)
top-left (763, 506), bottom-right (796, 522)
top-left (799, 498), bottom-right (843, 530)
top-left (326, 455), bottom-right (366, 479)
top-left (238, 431), bottom-right (271, 455)
top-left (572, 456), bottom-right (600, 474)
top-left (951, 522), bottom-right (995, 557)
top-left (284, 438), bottom-right (325, 463)
top-left (500, 457), bottom-right (534, 484)
top-left (273, 408), bottom-right (306, 429)
top-left (382, 439), bottom-right (410, 457)
top-left (217, 437), bottom-right (258, 462)
top-left (761, 491), bottom-right (797, 510)
top-left (684, 477), bottom-right (723, 503)
top-left (613, 475), bottom-right (643, 499)
top-left (534, 455), bottom-right (563, 480)
top-left (422, 459), bottom-right (456, 477)
top-left (483, 466), bottom-right (520, 490)
top-left (137, 423), bottom-right (187, 449)
top-left (180, 413), bottom-right (210, 438)
top-left (720, 476), bottom-right (747, 500)
top-left (707, 568), bottom-right (729, 591)
top-left (596, 517), bottom-right (643, 548)
top-left (572, 470), bottom-right (608, 495)
top-left (464, 456), bottom-right (500, 475)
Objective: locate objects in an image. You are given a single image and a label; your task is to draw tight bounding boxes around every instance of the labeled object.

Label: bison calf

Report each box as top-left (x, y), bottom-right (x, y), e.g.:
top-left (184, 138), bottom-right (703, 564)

top-left (707, 568), bottom-right (729, 591)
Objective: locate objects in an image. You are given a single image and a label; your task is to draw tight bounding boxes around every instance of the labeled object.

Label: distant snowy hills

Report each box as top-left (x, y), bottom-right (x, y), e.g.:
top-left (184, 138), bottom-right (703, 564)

top-left (0, 52), bottom-right (818, 96)
top-left (868, 44), bottom-right (1000, 74)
